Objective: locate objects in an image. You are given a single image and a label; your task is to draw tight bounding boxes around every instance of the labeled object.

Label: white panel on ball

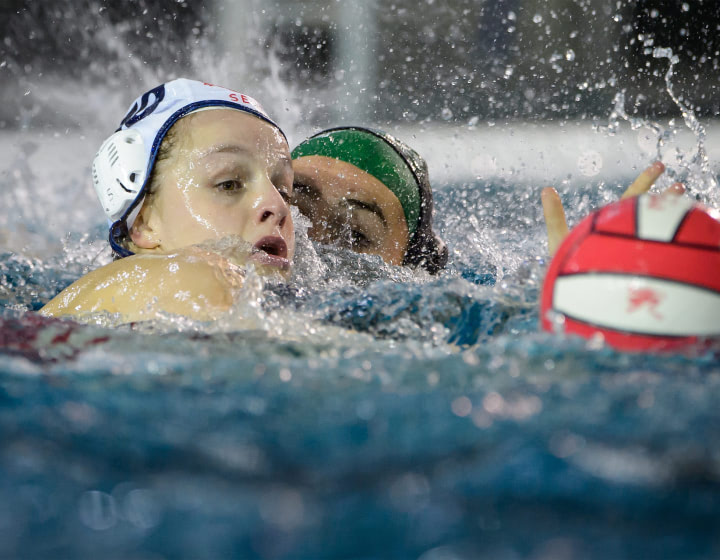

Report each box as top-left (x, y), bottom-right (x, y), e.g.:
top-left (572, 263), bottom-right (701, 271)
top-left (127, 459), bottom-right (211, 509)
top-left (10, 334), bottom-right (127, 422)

top-left (637, 195), bottom-right (694, 242)
top-left (553, 274), bottom-right (720, 336)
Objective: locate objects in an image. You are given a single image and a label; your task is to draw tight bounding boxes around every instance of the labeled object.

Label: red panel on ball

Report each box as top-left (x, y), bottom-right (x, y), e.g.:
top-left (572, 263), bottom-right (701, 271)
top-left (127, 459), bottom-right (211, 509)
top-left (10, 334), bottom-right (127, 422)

top-left (673, 207), bottom-right (720, 248)
top-left (593, 196), bottom-right (637, 237)
top-left (559, 236), bottom-right (720, 293)
top-left (562, 317), bottom-right (701, 352)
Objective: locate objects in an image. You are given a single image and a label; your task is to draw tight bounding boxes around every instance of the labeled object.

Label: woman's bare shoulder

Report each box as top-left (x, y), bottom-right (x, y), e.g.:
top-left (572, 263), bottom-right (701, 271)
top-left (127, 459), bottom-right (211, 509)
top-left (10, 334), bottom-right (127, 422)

top-left (40, 250), bottom-right (242, 322)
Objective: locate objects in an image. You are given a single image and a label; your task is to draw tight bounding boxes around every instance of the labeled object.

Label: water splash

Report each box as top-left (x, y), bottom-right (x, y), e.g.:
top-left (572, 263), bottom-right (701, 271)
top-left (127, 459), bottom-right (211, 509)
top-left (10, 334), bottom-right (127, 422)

top-left (600, 47), bottom-right (718, 205)
top-left (652, 47), bottom-right (718, 203)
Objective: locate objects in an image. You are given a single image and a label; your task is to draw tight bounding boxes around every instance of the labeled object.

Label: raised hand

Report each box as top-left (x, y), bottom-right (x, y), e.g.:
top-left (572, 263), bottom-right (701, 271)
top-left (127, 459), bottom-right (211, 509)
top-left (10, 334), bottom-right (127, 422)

top-left (541, 162), bottom-right (684, 256)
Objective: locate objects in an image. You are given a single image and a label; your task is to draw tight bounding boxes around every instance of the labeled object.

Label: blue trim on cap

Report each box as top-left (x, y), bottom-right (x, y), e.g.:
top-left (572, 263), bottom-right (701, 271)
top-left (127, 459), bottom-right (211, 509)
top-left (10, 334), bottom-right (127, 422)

top-left (109, 220), bottom-right (134, 258)
top-left (112, 99), bottom-right (285, 259)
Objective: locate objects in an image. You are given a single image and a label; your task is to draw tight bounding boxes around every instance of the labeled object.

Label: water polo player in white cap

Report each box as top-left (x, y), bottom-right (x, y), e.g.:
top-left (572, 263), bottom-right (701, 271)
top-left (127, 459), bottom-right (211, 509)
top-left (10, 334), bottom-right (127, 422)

top-left (42, 79), bottom-right (295, 322)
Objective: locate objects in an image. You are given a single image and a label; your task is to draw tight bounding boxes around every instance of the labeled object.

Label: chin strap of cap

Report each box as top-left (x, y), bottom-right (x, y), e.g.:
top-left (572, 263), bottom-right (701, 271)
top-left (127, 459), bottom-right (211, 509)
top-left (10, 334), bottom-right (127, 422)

top-left (109, 220), bottom-right (134, 259)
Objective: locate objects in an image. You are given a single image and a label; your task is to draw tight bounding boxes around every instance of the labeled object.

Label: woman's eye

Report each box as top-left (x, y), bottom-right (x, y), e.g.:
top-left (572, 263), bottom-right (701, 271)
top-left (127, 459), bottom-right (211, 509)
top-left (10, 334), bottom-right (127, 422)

top-left (293, 181), bottom-right (310, 194)
top-left (216, 180), bottom-right (242, 192)
top-left (278, 188), bottom-right (291, 202)
top-left (293, 181), bottom-right (318, 199)
top-left (350, 229), bottom-right (372, 249)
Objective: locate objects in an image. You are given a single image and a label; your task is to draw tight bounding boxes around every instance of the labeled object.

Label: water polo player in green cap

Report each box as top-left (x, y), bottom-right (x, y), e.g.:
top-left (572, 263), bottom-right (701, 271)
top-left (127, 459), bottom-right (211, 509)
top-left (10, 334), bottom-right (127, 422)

top-left (291, 127), bottom-right (448, 274)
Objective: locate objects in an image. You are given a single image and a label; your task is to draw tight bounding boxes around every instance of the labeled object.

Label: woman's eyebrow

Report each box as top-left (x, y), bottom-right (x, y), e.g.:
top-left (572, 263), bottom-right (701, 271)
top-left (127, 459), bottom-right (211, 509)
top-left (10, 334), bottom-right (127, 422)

top-left (293, 179), bottom-right (321, 198)
top-left (346, 198), bottom-right (387, 226)
top-left (200, 147), bottom-right (292, 170)
top-left (199, 144), bottom-right (253, 159)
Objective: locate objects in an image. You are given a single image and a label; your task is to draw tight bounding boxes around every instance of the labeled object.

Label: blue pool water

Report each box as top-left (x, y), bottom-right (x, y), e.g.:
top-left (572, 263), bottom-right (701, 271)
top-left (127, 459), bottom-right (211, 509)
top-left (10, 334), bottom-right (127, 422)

top-left (2, 168), bottom-right (720, 559)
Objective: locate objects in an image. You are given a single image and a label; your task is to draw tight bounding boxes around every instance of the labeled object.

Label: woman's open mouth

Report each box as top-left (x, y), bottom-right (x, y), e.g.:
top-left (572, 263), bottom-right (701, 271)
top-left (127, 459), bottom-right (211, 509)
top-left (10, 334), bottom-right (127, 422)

top-left (250, 236), bottom-right (290, 269)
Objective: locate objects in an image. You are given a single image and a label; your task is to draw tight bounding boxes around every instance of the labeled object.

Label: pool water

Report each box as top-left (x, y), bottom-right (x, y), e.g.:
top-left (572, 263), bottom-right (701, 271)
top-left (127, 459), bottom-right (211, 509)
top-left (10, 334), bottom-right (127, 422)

top-left (2, 139), bottom-right (720, 560)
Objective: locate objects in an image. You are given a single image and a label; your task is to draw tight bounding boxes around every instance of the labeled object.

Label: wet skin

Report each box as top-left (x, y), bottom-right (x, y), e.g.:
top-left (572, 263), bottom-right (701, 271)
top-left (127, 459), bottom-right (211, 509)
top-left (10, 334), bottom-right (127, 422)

top-left (291, 155), bottom-right (409, 266)
top-left (41, 109), bottom-right (295, 321)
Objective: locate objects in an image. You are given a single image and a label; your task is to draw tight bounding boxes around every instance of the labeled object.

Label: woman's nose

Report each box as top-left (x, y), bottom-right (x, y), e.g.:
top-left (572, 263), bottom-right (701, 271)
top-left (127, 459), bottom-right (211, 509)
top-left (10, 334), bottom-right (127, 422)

top-left (254, 181), bottom-right (289, 228)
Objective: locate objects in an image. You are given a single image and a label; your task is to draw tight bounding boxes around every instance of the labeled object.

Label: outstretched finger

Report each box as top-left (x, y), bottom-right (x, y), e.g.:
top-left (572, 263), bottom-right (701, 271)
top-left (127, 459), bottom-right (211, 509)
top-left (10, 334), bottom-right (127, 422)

top-left (621, 161), bottom-right (665, 199)
top-left (542, 187), bottom-right (569, 257)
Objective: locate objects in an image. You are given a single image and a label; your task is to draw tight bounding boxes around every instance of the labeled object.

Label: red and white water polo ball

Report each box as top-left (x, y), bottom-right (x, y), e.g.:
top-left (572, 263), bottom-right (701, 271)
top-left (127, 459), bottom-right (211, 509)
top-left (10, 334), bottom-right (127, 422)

top-left (541, 193), bottom-right (720, 351)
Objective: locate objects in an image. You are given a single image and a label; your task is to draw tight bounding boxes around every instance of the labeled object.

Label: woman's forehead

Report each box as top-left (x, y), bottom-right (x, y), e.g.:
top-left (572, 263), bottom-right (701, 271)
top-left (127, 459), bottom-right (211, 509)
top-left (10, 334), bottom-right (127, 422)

top-left (294, 156), bottom-right (406, 219)
top-left (180, 109), bottom-right (288, 154)
top-left (295, 156), bottom-right (388, 192)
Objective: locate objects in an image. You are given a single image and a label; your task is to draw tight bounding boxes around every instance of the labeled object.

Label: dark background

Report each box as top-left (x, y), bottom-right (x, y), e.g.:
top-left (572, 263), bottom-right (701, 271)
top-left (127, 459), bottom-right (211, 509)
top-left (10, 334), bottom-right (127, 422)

top-left (0, 0), bottom-right (718, 127)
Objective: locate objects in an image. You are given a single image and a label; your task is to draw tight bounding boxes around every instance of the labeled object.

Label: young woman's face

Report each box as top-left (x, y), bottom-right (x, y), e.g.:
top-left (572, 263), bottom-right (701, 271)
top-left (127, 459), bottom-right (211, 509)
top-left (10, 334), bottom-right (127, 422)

top-left (135, 109), bottom-right (295, 270)
top-left (291, 155), bottom-right (409, 265)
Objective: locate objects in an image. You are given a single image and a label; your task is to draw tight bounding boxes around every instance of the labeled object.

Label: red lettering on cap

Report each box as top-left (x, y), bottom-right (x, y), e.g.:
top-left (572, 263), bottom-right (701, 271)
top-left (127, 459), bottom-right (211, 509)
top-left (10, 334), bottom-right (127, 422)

top-left (229, 93), bottom-right (239, 102)
top-left (241, 94), bottom-right (251, 104)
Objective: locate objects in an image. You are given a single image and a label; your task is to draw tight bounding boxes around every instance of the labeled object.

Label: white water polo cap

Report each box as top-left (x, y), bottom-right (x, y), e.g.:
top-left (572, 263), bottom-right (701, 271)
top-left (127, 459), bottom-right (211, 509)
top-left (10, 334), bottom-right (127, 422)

top-left (92, 78), bottom-right (284, 258)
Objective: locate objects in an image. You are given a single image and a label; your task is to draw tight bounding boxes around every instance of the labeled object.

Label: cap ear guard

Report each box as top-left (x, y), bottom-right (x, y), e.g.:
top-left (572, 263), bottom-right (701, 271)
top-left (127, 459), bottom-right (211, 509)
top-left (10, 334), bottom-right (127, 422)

top-left (392, 138), bottom-right (448, 275)
top-left (92, 129), bottom-right (148, 224)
